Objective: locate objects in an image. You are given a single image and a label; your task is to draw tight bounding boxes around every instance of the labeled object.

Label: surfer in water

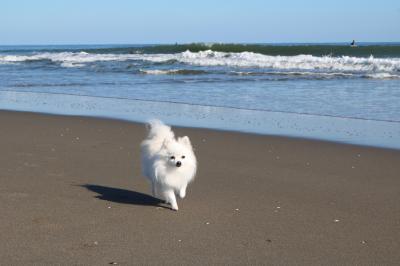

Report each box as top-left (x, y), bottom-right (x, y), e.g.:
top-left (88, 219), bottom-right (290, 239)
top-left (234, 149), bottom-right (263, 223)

top-left (350, 40), bottom-right (356, 47)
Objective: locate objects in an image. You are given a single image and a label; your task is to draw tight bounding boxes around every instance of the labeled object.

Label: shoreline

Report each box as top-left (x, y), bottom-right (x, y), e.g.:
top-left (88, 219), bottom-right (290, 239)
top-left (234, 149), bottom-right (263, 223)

top-left (2, 108), bottom-right (400, 152)
top-left (1, 90), bottom-right (400, 150)
top-left (1, 110), bottom-right (400, 264)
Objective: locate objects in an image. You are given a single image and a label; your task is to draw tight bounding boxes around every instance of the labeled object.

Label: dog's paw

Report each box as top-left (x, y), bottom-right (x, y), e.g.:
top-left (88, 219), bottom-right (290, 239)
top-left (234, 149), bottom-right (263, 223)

top-left (171, 204), bottom-right (179, 211)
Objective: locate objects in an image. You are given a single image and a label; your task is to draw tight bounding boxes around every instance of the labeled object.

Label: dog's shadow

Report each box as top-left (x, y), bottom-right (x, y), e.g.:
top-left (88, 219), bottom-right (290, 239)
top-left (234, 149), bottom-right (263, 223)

top-left (81, 184), bottom-right (165, 207)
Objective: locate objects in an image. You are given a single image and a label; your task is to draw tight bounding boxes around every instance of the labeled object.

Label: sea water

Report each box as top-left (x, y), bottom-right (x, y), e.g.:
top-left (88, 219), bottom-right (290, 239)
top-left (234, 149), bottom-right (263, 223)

top-left (0, 43), bottom-right (399, 148)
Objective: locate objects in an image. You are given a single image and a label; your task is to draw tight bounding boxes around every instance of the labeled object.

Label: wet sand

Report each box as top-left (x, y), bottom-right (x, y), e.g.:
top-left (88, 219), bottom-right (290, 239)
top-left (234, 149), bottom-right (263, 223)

top-left (0, 110), bottom-right (399, 265)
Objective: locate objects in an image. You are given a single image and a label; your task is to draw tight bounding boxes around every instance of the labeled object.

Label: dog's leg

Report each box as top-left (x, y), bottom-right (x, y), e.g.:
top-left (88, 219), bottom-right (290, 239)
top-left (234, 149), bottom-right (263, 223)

top-left (179, 184), bottom-right (187, 199)
top-left (165, 190), bottom-right (178, 211)
top-left (151, 181), bottom-right (157, 198)
top-left (152, 183), bottom-right (167, 202)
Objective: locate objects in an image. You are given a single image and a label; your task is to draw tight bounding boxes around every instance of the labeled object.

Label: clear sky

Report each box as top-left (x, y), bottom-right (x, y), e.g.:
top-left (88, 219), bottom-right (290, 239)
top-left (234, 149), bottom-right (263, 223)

top-left (1, 0), bottom-right (399, 44)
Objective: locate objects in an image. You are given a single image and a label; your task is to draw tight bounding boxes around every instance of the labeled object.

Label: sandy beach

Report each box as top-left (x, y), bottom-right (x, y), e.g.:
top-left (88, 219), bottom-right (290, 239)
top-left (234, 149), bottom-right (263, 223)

top-left (1, 110), bottom-right (400, 265)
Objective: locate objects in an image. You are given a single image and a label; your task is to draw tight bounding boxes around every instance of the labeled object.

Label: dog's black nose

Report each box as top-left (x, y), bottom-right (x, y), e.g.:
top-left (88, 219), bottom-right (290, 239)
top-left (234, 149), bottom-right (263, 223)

top-left (176, 161), bottom-right (182, 167)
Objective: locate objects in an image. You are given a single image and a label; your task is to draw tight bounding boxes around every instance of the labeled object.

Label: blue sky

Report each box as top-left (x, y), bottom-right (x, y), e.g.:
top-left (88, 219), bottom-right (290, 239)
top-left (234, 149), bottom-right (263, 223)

top-left (1, 0), bottom-right (399, 44)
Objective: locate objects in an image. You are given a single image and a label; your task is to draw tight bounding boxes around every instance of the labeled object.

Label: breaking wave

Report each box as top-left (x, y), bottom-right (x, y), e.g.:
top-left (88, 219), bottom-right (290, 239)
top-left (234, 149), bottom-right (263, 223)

top-left (1, 50), bottom-right (399, 78)
top-left (4, 43), bottom-right (397, 57)
top-left (139, 69), bottom-right (208, 75)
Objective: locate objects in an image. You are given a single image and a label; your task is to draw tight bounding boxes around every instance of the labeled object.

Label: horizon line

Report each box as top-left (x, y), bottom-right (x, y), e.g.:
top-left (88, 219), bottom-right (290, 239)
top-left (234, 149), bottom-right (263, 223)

top-left (1, 41), bottom-right (400, 46)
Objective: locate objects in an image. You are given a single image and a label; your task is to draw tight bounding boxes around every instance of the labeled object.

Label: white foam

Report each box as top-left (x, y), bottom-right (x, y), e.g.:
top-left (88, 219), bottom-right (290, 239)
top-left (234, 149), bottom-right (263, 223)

top-left (231, 70), bottom-right (356, 77)
top-left (139, 69), bottom-right (178, 75)
top-left (1, 50), bottom-right (399, 77)
top-left (365, 72), bottom-right (400, 79)
top-left (175, 50), bottom-right (400, 74)
top-left (0, 52), bottom-right (138, 64)
top-left (60, 62), bottom-right (85, 68)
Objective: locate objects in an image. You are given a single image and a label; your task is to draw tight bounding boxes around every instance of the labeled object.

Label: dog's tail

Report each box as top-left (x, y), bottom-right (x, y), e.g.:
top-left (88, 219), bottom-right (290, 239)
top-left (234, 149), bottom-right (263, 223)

top-left (146, 119), bottom-right (175, 141)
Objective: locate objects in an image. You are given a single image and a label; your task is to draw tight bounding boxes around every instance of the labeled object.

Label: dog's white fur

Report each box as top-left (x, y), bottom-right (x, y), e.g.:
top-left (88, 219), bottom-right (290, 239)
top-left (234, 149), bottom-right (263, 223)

top-left (141, 120), bottom-right (197, 211)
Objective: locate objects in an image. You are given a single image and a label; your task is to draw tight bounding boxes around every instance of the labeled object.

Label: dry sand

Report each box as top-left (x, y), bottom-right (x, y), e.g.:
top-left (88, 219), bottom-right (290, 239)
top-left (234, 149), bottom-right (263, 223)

top-left (0, 110), bottom-right (399, 265)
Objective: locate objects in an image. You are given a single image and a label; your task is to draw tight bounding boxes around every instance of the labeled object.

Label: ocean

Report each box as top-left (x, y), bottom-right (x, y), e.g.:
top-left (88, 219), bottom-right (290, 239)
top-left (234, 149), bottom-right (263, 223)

top-left (0, 43), bottom-right (399, 148)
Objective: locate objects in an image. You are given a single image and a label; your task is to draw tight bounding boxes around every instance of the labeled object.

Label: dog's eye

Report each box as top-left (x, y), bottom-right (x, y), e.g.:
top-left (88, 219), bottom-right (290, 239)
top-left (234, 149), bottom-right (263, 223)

top-left (170, 156), bottom-right (175, 160)
top-left (181, 156), bottom-right (185, 159)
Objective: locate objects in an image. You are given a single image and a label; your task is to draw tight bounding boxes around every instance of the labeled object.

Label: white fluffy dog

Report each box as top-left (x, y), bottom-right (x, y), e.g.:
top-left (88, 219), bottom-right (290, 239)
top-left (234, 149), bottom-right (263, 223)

top-left (141, 120), bottom-right (197, 211)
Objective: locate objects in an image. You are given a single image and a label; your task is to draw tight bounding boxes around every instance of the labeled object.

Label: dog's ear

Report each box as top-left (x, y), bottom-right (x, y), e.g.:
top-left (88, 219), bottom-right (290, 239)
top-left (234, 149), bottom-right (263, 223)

top-left (178, 136), bottom-right (192, 148)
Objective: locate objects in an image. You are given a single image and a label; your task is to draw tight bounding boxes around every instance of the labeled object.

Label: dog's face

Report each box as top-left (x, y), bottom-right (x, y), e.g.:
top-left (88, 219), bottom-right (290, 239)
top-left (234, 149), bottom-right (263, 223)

top-left (162, 136), bottom-right (195, 170)
top-left (168, 154), bottom-right (186, 168)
